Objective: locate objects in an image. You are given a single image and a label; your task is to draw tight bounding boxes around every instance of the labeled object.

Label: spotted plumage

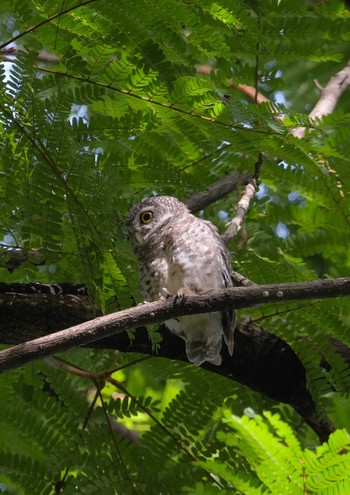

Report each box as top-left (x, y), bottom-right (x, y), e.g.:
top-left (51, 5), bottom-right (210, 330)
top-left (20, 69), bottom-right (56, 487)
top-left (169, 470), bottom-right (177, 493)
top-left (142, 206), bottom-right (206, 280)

top-left (125, 196), bottom-right (235, 366)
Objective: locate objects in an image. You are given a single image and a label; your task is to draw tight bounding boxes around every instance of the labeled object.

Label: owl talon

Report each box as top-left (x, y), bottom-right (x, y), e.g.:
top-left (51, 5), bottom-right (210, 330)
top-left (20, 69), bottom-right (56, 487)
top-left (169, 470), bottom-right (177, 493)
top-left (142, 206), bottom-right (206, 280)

top-left (159, 288), bottom-right (170, 299)
top-left (174, 294), bottom-right (184, 304)
top-left (174, 287), bottom-right (193, 302)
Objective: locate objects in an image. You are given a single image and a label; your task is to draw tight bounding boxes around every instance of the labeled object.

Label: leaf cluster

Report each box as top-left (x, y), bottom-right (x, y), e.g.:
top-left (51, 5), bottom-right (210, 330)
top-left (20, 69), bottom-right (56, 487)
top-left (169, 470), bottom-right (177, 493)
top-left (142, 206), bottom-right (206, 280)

top-left (0, 357), bottom-right (349, 494)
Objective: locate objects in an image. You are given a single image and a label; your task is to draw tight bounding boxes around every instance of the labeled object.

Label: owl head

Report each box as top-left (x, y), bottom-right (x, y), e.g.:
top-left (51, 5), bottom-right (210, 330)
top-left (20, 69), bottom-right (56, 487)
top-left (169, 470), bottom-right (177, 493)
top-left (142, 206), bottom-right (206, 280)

top-left (125, 196), bottom-right (189, 249)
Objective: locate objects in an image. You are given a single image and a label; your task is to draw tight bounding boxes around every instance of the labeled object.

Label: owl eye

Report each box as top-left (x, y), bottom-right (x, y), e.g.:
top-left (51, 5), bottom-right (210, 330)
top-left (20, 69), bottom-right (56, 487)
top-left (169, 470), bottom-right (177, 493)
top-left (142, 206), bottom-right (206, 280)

top-left (140, 211), bottom-right (153, 224)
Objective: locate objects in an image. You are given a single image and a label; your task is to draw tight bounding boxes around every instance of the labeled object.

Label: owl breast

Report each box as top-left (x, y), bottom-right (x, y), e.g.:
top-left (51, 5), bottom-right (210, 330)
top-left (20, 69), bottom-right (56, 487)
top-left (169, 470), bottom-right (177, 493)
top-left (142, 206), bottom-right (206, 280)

top-left (166, 218), bottom-right (227, 293)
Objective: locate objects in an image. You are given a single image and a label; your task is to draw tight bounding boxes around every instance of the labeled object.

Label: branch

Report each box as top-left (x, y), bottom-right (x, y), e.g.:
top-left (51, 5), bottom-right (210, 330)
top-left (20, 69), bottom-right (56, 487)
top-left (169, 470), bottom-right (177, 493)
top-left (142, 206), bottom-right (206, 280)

top-left (0, 277), bottom-right (349, 373)
top-left (0, 244), bottom-right (45, 272)
top-left (45, 356), bottom-right (141, 443)
top-left (0, 282), bottom-right (88, 295)
top-left (183, 170), bottom-right (248, 213)
top-left (197, 65), bottom-right (277, 107)
top-left (0, 0), bottom-right (98, 51)
top-left (222, 153), bottom-right (262, 244)
top-left (198, 61), bottom-right (350, 139)
top-left (0, 291), bottom-right (95, 345)
top-left (291, 61), bottom-right (350, 138)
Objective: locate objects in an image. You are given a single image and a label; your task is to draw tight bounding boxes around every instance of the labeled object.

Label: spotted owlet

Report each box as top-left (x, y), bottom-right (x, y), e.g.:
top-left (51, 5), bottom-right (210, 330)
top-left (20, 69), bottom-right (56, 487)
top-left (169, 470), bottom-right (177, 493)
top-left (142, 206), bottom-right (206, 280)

top-left (125, 196), bottom-right (235, 366)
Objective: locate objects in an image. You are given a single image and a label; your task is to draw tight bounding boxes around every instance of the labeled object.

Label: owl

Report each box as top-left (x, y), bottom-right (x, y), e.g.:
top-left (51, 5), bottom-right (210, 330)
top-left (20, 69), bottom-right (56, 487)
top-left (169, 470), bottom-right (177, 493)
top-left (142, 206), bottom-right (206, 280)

top-left (125, 196), bottom-right (235, 366)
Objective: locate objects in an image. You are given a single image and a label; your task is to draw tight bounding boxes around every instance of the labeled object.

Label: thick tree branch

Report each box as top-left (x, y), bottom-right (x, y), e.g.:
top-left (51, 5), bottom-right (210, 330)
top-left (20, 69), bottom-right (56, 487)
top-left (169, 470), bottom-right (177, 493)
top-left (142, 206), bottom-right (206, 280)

top-left (0, 277), bottom-right (349, 373)
top-left (183, 170), bottom-right (249, 213)
top-left (0, 292), bottom-right (96, 345)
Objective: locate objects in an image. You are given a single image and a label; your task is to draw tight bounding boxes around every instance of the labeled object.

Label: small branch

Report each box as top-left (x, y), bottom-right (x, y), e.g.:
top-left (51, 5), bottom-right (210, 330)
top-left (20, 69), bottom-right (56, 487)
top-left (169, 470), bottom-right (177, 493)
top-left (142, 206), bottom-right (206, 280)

top-left (0, 0), bottom-right (99, 51)
top-left (46, 356), bottom-right (141, 443)
top-left (0, 277), bottom-right (349, 373)
top-left (291, 61), bottom-right (350, 138)
top-left (222, 154), bottom-right (262, 244)
top-left (1, 47), bottom-right (60, 64)
top-left (183, 170), bottom-right (249, 213)
top-left (198, 61), bottom-right (350, 139)
top-left (198, 65), bottom-right (273, 106)
top-left (45, 356), bottom-right (99, 380)
top-left (231, 271), bottom-right (257, 287)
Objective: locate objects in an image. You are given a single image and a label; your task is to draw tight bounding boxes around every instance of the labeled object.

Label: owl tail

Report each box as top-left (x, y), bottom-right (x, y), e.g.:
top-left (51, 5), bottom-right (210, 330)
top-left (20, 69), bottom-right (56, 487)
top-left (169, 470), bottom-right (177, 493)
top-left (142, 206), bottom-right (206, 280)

top-left (185, 340), bottom-right (222, 367)
top-left (223, 309), bottom-right (236, 356)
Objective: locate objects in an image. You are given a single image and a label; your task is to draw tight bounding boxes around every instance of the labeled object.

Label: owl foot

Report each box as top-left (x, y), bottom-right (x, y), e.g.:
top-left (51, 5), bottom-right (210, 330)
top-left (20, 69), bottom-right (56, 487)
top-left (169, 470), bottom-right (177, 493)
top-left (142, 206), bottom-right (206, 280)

top-left (174, 287), bottom-right (194, 303)
top-left (159, 288), bottom-right (171, 300)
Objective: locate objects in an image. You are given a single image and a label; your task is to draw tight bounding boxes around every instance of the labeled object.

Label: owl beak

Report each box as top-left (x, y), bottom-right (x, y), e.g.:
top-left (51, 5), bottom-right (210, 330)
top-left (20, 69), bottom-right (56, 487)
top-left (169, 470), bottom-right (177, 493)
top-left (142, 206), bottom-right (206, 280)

top-left (135, 232), bottom-right (143, 245)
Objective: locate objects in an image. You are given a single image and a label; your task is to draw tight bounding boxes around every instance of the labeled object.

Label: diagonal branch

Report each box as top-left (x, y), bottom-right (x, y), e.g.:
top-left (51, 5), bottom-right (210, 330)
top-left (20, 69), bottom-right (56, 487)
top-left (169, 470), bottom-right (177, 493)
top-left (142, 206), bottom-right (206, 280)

top-left (0, 168), bottom-right (252, 274)
top-left (222, 153), bottom-right (262, 244)
top-left (291, 61), bottom-right (350, 138)
top-left (36, 66), bottom-right (275, 135)
top-left (183, 170), bottom-right (248, 213)
top-left (0, 276), bottom-right (349, 373)
top-left (199, 61), bottom-right (350, 139)
top-left (0, 0), bottom-right (99, 50)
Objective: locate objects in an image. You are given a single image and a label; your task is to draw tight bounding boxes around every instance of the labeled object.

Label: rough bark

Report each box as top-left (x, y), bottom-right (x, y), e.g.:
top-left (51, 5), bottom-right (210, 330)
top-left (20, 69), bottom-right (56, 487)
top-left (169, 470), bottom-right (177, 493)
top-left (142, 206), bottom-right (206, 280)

top-left (1, 277), bottom-right (349, 372)
top-left (1, 278), bottom-right (349, 442)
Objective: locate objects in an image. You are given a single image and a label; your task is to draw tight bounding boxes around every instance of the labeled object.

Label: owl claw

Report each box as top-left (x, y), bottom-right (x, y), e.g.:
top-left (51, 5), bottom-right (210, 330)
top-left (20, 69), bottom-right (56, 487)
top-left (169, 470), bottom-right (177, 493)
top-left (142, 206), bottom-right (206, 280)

top-left (159, 288), bottom-right (170, 299)
top-left (174, 287), bottom-right (193, 302)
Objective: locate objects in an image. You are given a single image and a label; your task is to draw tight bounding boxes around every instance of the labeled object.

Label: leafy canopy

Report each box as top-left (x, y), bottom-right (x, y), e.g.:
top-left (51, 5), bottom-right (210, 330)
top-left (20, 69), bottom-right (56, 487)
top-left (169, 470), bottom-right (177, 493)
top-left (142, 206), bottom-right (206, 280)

top-left (0, 0), bottom-right (350, 493)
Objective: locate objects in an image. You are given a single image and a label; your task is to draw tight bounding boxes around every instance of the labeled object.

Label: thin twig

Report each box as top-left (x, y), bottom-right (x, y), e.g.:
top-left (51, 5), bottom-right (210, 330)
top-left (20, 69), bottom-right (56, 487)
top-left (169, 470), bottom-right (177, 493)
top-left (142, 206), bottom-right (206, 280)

top-left (96, 386), bottom-right (139, 494)
top-left (222, 154), bottom-right (262, 244)
top-left (46, 356), bottom-right (141, 443)
top-left (0, 0), bottom-right (98, 51)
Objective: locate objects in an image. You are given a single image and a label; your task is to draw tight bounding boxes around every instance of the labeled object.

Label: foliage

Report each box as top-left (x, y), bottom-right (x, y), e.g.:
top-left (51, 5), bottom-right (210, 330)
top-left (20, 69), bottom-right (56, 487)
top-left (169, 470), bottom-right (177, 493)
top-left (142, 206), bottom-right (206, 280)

top-left (0, 356), bottom-right (349, 494)
top-left (198, 410), bottom-right (350, 495)
top-left (0, 0), bottom-right (350, 493)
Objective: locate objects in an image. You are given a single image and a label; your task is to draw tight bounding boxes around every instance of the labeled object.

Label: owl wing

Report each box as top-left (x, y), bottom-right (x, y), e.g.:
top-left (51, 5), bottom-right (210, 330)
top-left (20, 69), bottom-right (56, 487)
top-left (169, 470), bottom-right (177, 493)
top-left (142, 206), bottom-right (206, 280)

top-left (219, 233), bottom-right (235, 357)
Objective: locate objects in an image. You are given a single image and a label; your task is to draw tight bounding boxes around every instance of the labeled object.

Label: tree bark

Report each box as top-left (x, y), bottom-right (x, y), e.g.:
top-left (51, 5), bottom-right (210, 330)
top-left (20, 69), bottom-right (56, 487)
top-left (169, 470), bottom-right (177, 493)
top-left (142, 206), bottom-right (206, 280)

top-left (0, 278), bottom-right (349, 442)
top-left (1, 277), bottom-right (349, 371)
